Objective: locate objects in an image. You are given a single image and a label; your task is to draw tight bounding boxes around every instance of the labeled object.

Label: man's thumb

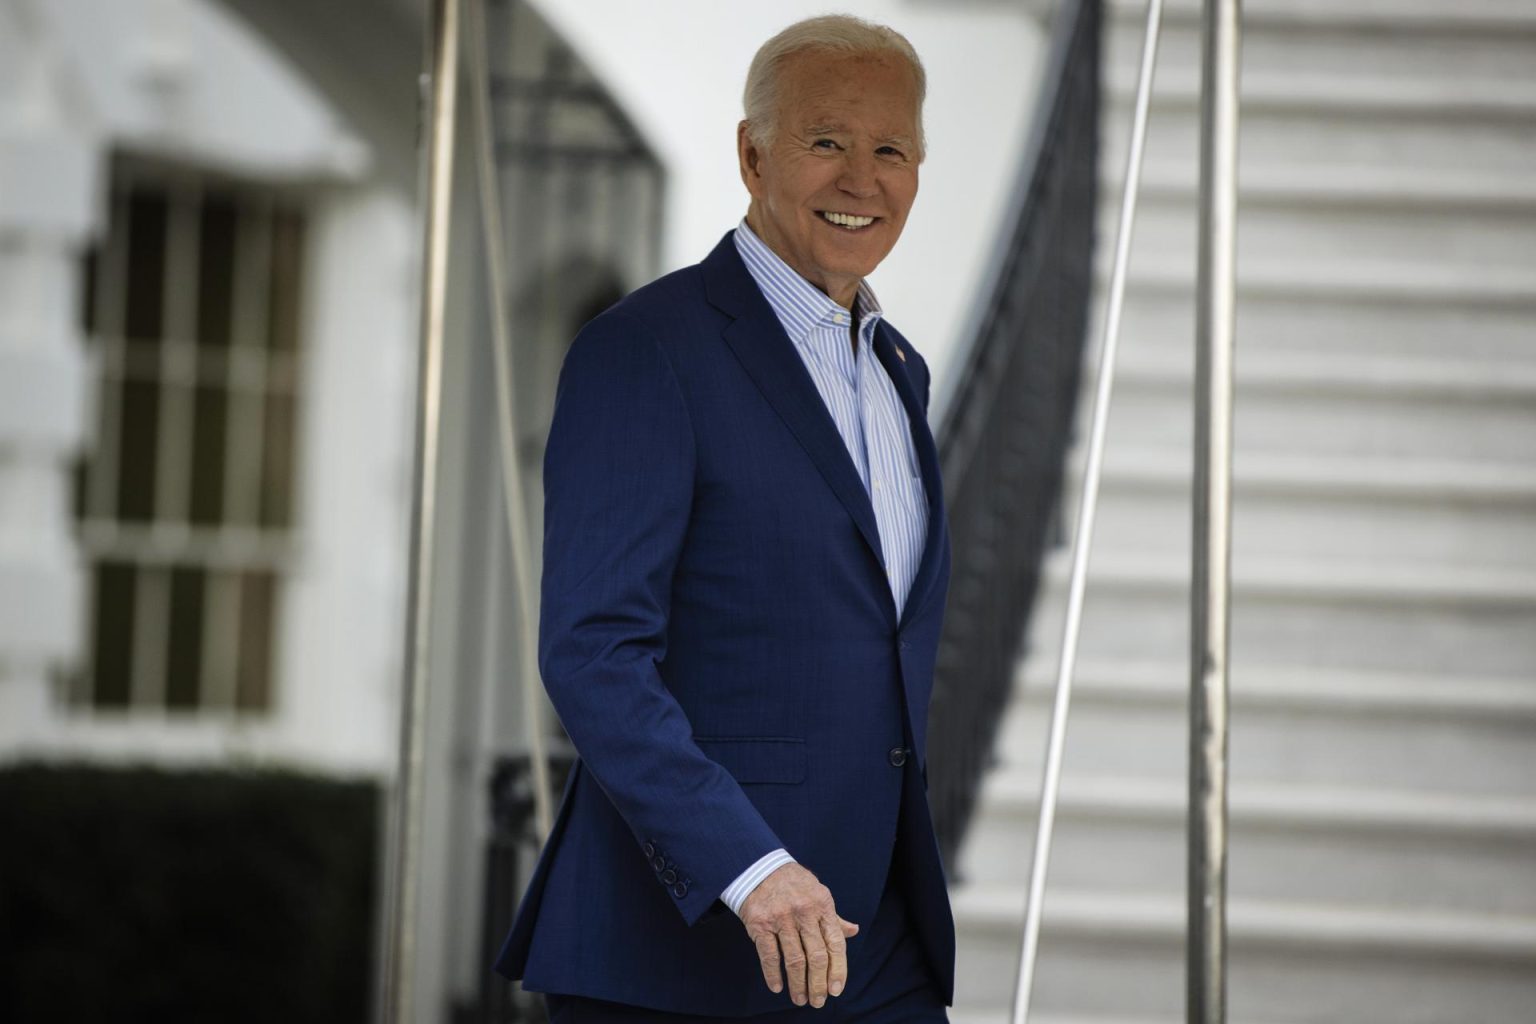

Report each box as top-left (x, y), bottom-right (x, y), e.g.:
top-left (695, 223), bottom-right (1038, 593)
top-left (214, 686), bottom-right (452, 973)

top-left (839, 917), bottom-right (860, 936)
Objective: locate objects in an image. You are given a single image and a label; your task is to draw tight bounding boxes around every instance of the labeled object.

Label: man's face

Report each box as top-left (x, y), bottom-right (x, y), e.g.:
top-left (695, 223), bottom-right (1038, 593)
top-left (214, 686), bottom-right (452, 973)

top-left (738, 49), bottom-right (921, 308)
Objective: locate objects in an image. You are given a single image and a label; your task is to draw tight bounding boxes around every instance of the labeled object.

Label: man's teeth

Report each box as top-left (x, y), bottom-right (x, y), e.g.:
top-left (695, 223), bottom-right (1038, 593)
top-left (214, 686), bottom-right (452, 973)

top-left (821, 211), bottom-right (875, 229)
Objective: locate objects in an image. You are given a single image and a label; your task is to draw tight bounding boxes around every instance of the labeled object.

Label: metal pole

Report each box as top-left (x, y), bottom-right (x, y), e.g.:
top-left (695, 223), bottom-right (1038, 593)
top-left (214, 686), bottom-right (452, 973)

top-left (463, 0), bottom-right (554, 842)
top-left (1010, 2), bottom-right (1164, 1021)
top-left (1189, 0), bottom-right (1240, 1021)
top-left (379, 0), bottom-right (460, 1020)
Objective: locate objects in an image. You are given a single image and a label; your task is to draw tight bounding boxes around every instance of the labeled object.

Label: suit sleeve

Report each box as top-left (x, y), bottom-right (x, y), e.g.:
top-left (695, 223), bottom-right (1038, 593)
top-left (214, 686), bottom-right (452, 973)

top-left (537, 310), bottom-right (784, 926)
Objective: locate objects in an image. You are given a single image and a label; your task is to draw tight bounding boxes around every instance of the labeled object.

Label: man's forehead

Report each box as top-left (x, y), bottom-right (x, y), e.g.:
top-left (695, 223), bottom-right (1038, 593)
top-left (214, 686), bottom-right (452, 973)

top-left (798, 118), bottom-right (915, 144)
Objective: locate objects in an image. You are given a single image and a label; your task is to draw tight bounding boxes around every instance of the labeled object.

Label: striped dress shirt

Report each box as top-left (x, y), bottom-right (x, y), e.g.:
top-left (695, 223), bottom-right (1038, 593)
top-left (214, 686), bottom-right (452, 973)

top-left (719, 219), bottom-right (931, 917)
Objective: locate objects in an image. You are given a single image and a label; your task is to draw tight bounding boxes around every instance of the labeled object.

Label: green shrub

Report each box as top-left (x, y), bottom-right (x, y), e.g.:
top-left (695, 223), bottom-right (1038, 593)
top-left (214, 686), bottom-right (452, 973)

top-left (0, 763), bottom-right (379, 1023)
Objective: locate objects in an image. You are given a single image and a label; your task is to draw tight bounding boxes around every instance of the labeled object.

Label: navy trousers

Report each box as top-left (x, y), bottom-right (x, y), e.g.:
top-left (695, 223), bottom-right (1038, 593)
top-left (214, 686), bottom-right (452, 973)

top-left (543, 842), bottom-right (947, 1023)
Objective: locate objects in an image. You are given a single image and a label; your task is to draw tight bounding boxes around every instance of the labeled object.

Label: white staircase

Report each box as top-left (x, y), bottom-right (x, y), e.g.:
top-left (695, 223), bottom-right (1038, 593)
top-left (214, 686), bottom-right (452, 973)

top-left (948, 2), bottom-right (1536, 1021)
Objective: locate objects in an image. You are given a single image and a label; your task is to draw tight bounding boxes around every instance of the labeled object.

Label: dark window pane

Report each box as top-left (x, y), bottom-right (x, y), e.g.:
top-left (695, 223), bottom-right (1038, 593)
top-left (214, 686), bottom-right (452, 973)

top-left (268, 205), bottom-right (304, 353)
top-left (116, 377), bottom-right (160, 522)
top-left (81, 247), bottom-right (99, 336)
top-left (199, 194), bottom-right (237, 351)
top-left (165, 566), bottom-right (205, 710)
top-left (189, 383), bottom-right (228, 526)
top-left (260, 390), bottom-right (295, 529)
top-left (124, 187), bottom-right (167, 344)
top-left (235, 571), bottom-right (275, 711)
top-left (223, 391), bottom-right (261, 529)
top-left (71, 453), bottom-right (88, 522)
top-left (91, 561), bottom-right (136, 708)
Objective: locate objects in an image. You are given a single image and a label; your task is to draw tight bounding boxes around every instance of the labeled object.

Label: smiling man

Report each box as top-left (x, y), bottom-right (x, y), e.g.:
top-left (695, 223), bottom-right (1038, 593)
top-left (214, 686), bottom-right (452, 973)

top-left (494, 16), bottom-right (955, 1022)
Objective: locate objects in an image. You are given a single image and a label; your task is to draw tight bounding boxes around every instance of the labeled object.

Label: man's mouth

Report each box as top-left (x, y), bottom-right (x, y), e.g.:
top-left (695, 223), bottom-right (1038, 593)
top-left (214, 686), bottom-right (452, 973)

top-left (819, 211), bottom-right (878, 231)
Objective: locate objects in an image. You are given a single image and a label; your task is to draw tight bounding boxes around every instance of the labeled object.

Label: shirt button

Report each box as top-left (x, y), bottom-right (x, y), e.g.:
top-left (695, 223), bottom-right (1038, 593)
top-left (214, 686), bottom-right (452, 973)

top-left (889, 747), bottom-right (909, 767)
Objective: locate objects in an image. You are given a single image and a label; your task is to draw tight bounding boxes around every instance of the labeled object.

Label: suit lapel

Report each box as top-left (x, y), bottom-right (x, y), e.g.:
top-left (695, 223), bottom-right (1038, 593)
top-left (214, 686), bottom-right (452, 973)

top-left (873, 324), bottom-right (945, 630)
top-left (704, 234), bottom-right (888, 580)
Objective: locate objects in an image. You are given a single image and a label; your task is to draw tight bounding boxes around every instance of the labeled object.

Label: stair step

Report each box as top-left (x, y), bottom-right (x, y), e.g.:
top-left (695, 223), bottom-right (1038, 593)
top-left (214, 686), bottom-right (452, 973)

top-left (1066, 449), bottom-right (1536, 570)
top-left (1015, 659), bottom-right (1536, 719)
top-left (995, 660), bottom-right (1536, 795)
top-left (1096, 372), bottom-right (1536, 464)
top-left (1110, 160), bottom-right (1536, 212)
top-left (1106, 12), bottom-right (1536, 92)
top-left (1100, 347), bottom-right (1536, 399)
top-left (1103, 82), bottom-right (1536, 177)
top-left (1112, 195), bottom-right (1536, 277)
top-left (1111, 67), bottom-right (1536, 120)
top-left (959, 774), bottom-right (1536, 913)
top-left (1025, 553), bottom-right (1536, 676)
top-left (1101, 255), bottom-right (1536, 309)
top-left (1080, 447), bottom-right (1536, 502)
top-left (1109, 285), bottom-right (1536, 363)
top-left (1105, 0), bottom-right (1536, 35)
top-left (951, 888), bottom-right (1536, 1021)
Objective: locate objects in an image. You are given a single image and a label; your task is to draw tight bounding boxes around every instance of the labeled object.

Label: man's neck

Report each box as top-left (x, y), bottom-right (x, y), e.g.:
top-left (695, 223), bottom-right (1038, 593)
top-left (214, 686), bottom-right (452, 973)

top-left (744, 208), bottom-right (860, 311)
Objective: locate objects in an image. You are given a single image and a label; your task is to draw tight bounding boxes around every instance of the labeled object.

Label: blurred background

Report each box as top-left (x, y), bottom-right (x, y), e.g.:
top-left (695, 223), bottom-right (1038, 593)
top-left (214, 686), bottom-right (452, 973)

top-left (1, 0), bottom-right (1533, 1022)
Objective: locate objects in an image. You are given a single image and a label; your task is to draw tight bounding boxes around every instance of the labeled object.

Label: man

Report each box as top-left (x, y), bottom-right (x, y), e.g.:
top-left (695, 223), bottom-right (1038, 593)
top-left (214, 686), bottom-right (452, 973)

top-left (495, 15), bottom-right (954, 1021)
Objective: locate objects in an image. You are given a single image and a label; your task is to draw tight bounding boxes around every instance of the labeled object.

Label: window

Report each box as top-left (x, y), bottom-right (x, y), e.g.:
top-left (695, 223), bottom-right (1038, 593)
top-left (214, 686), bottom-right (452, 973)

top-left (71, 156), bottom-right (305, 712)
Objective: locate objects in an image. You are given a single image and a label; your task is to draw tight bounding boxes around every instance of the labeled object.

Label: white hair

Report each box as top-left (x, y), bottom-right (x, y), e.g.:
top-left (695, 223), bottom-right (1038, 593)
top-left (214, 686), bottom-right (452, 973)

top-left (742, 14), bottom-right (927, 161)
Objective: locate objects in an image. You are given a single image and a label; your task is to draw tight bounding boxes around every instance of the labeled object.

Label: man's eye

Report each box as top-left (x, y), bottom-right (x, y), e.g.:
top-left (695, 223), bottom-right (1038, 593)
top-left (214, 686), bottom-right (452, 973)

top-left (878, 146), bottom-right (906, 159)
top-left (812, 139), bottom-right (839, 150)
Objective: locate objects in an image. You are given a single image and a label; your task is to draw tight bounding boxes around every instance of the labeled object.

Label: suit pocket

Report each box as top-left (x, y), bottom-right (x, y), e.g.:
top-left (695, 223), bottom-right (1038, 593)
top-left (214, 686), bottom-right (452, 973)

top-left (693, 736), bottom-right (806, 785)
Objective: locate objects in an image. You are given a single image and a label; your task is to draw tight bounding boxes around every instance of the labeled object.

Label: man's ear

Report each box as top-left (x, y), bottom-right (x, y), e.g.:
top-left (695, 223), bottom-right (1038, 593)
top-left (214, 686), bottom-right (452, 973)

top-left (737, 121), bottom-right (762, 195)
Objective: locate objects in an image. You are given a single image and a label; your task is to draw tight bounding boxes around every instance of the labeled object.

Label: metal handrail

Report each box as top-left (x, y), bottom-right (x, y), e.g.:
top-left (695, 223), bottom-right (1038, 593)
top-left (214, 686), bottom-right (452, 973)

top-left (464, 0), bottom-right (553, 844)
top-left (1009, 0), bottom-right (1165, 1020)
top-left (1189, 1), bottom-right (1241, 1020)
top-left (380, 0), bottom-right (461, 1021)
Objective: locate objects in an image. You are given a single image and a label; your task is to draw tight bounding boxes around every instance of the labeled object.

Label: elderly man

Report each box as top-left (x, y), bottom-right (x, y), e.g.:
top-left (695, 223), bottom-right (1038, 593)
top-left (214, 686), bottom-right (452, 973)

top-left (494, 15), bottom-right (955, 1022)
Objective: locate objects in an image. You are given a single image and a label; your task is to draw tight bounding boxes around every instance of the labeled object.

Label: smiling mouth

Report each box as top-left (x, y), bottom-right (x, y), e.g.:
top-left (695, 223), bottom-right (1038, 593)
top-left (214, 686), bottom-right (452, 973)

top-left (819, 211), bottom-right (879, 231)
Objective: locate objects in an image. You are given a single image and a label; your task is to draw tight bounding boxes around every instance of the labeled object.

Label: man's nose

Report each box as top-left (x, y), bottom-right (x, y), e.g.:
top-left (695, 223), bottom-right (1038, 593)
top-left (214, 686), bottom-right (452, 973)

top-left (837, 150), bottom-right (879, 198)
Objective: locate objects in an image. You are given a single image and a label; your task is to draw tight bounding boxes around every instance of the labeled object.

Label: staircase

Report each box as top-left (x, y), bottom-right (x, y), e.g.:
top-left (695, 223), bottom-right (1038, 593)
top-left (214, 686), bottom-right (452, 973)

top-left (948, 1), bottom-right (1536, 1021)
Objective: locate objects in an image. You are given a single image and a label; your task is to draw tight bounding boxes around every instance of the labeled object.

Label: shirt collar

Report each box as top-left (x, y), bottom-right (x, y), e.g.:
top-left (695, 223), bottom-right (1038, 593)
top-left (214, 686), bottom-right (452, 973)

top-left (733, 218), bottom-right (884, 344)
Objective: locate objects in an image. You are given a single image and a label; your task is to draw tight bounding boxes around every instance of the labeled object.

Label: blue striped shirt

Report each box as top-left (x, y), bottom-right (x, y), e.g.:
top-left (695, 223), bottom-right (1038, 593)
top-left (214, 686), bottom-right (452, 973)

top-left (719, 219), bottom-right (930, 917)
top-left (732, 219), bottom-right (930, 612)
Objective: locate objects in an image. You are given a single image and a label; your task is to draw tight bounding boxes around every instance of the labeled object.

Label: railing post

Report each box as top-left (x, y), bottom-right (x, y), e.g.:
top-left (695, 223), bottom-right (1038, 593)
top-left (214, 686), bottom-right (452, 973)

top-left (1189, 0), bottom-right (1240, 1021)
top-left (1009, 2), bottom-right (1162, 1021)
top-left (379, 0), bottom-right (460, 1020)
top-left (463, 0), bottom-right (554, 844)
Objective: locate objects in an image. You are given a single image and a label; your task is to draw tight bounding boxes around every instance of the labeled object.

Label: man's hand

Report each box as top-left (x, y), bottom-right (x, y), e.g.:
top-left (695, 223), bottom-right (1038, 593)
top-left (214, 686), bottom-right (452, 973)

top-left (739, 863), bottom-right (860, 1008)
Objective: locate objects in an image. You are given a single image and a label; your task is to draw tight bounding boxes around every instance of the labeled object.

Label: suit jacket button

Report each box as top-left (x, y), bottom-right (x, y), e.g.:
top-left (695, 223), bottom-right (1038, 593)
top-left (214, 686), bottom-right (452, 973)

top-left (889, 746), bottom-right (909, 767)
top-left (662, 868), bottom-right (678, 885)
top-left (643, 842), bottom-right (656, 859)
top-left (651, 855), bottom-right (666, 872)
top-left (672, 881), bottom-right (689, 899)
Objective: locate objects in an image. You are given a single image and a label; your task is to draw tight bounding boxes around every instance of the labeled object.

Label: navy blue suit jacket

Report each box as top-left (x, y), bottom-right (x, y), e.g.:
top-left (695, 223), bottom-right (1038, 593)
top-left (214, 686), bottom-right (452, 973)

top-left (494, 231), bottom-right (955, 1016)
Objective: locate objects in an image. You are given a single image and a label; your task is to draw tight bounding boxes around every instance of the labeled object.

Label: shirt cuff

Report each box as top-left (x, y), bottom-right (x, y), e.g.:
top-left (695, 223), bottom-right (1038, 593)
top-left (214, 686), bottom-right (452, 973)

top-left (720, 848), bottom-right (796, 917)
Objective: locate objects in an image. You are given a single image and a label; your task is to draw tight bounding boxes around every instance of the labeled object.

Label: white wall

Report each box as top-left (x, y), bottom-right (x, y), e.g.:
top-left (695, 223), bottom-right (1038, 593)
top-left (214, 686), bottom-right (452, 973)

top-left (0, 0), bottom-right (416, 776)
top-left (528, 0), bottom-right (1048, 392)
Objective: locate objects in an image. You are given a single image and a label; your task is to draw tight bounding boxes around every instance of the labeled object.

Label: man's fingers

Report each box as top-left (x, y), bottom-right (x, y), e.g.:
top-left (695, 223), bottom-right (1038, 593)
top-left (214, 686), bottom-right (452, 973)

top-left (821, 914), bottom-right (850, 999)
top-left (753, 929), bottom-right (783, 994)
top-left (778, 923), bottom-right (810, 1006)
top-left (840, 916), bottom-right (860, 937)
top-left (798, 917), bottom-right (832, 1008)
